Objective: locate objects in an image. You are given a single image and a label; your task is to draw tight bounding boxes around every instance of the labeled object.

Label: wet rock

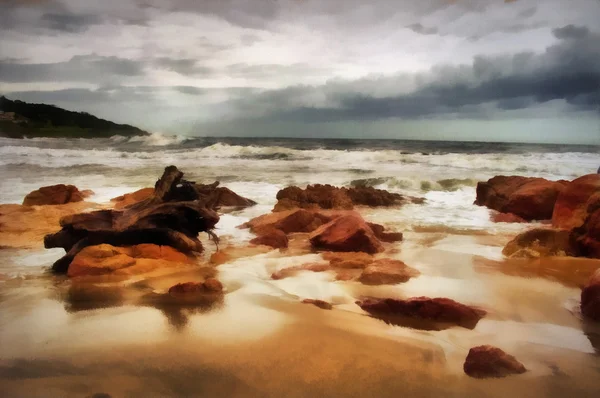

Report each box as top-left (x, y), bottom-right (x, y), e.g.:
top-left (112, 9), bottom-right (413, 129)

top-left (23, 184), bottom-right (87, 206)
top-left (357, 297), bottom-right (486, 330)
top-left (323, 251), bottom-right (374, 268)
top-left (209, 245), bottom-right (273, 266)
top-left (273, 184), bottom-right (417, 211)
top-left (358, 259), bottom-right (420, 285)
top-left (491, 212), bottom-right (527, 223)
top-left (553, 174), bottom-right (600, 230)
top-left (463, 345), bottom-right (527, 378)
top-left (168, 278), bottom-right (223, 295)
top-left (367, 222), bottom-right (404, 242)
top-left (309, 214), bottom-right (384, 254)
top-left (581, 268), bottom-right (600, 321)
top-left (502, 228), bottom-right (574, 258)
top-left (302, 299), bottom-right (333, 310)
top-left (576, 209), bottom-right (600, 258)
top-left (210, 250), bottom-right (231, 265)
top-left (475, 176), bottom-right (566, 220)
top-left (271, 262), bottom-right (330, 280)
top-left (111, 187), bottom-right (154, 209)
top-left (68, 243), bottom-right (192, 277)
top-left (249, 228), bottom-right (289, 249)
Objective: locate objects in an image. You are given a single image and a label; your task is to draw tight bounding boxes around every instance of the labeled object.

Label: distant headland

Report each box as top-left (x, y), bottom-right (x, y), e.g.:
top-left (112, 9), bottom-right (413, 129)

top-left (0, 96), bottom-right (148, 138)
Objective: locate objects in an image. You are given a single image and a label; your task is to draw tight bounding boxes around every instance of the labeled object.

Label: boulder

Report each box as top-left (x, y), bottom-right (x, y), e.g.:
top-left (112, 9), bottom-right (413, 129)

top-left (491, 212), bottom-right (527, 223)
top-left (302, 299), bottom-right (333, 310)
top-left (475, 176), bottom-right (566, 220)
top-left (502, 228), bottom-right (574, 258)
top-left (249, 228), bottom-right (289, 249)
top-left (463, 345), bottom-right (527, 378)
top-left (23, 184), bottom-right (87, 206)
top-left (67, 243), bottom-right (193, 277)
top-left (357, 297), bottom-right (486, 329)
top-left (553, 174), bottom-right (600, 230)
top-left (111, 188), bottom-right (154, 209)
top-left (576, 209), bottom-right (600, 258)
top-left (168, 278), bottom-right (223, 295)
top-left (581, 268), bottom-right (600, 321)
top-left (309, 214), bottom-right (384, 254)
top-left (358, 259), bottom-right (420, 285)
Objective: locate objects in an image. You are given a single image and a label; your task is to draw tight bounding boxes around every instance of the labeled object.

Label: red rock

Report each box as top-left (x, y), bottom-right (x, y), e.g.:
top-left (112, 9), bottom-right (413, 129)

top-left (168, 278), bottom-right (223, 295)
top-left (111, 187), bottom-right (154, 209)
top-left (475, 176), bottom-right (565, 220)
top-left (367, 222), bottom-right (404, 242)
top-left (358, 259), bottom-right (420, 285)
top-left (581, 268), bottom-right (600, 321)
top-left (302, 299), bottom-right (333, 310)
top-left (23, 184), bottom-right (86, 206)
top-left (357, 297), bottom-right (486, 329)
top-left (203, 278), bottom-right (224, 292)
top-left (242, 209), bottom-right (333, 234)
top-left (502, 228), bottom-right (574, 258)
top-left (553, 174), bottom-right (600, 230)
top-left (249, 228), bottom-right (289, 249)
top-left (309, 214), bottom-right (384, 254)
top-left (491, 212), bottom-right (527, 223)
top-left (578, 209), bottom-right (600, 258)
top-left (464, 345), bottom-right (526, 378)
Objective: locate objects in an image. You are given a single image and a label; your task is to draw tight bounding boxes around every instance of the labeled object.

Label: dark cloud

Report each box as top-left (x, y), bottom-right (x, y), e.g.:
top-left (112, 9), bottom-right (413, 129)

top-left (40, 12), bottom-right (102, 33)
top-left (0, 55), bottom-right (145, 83)
top-left (407, 23), bottom-right (438, 35)
top-left (226, 25), bottom-right (600, 122)
top-left (154, 57), bottom-right (213, 76)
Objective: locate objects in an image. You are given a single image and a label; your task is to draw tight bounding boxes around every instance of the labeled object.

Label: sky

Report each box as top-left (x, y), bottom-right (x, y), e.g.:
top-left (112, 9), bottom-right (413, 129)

top-left (0, 0), bottom-right (599, 144)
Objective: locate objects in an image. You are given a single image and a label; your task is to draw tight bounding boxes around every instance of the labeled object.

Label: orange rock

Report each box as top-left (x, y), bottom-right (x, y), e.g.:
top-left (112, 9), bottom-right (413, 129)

top-left (111, 187), bottom-right (154, 209)
top-left (322, 251), bottom-right (373, 265)
top-left (464, 345), bottom-right (526, 378)
top-left (367, 222), bottom-right (404, 243)
top-left (210, 250), bottom-right (231, 265)
top-left (581, 268), bottom-right (600, 321)
top-left (358, 259), bottom-right (420, 285)
top-left (242, 209), bottom-right (333, 234)
top-left (552, 174), bottom-right (600, 230)
top-left (491, 212), bottom-right (527, 223)
top-left (129, 244), bottom-right (191, 263)
top-left (475, 176), bottom-right (566, 220)
top-left (249, 228), bottom-right (289, 249)
top-left (309, 214), bottom-right (384, 254)
top-left (23, 184), bottom-right (87, 206)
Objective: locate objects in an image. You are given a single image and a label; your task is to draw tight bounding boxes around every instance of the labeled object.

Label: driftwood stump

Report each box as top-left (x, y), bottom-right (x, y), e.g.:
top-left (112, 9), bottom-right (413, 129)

top-left (45, 166), bottom-right (228, 273)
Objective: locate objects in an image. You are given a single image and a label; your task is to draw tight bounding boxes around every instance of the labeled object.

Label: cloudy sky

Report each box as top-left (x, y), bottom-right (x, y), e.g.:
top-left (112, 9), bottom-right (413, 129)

top-left (0, 0), bottom-right (599, 143)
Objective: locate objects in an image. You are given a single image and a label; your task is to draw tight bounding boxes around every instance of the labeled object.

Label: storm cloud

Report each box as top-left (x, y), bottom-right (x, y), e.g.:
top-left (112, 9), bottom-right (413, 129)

top-left (0, 0), bottom-right (599, 143)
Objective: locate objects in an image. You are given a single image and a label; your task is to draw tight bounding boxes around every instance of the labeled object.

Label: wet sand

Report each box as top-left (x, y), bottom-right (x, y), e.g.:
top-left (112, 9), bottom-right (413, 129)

top-left (1, 226), bottom-right (600, 397)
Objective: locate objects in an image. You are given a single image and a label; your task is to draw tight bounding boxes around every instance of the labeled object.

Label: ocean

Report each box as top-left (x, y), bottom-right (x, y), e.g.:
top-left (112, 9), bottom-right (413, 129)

top-left (1, 134), bottom-right (600, 397)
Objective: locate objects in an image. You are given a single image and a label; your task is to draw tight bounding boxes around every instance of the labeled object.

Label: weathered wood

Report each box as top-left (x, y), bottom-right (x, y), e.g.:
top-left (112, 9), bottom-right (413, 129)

top-left (45, 166), bottom-right (221, 273)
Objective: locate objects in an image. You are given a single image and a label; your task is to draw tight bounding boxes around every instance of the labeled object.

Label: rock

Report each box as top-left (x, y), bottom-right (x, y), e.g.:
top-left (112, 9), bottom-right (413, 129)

top-left (576, 208), bottom-right (600, 258)
top-left (358, 259), bottom-right (420, 285)
top-left (44, 166), bottom-right (220, 273)
top-left (111, 187), bottom-right (154, 209)
top-left (581, 268), bottom-right (600, 321)
top-left (209, 245), bottom-right (273, 266)
top-left (491, 212), bottom-right (527, 223)
top-left (271, 262), bottom-right (330, 280)
top-left (243, 209), bottom-right (333, 235)
top-left (168, 278), bottom-right (223, 295)
top-left (210, 250), bottom-right (231, 265)
top-left (475, 176), bottom-right (566, 220)
top-left (67, 243), bottom-right (192, 277)
top-left (553, 174), bottom-right (600, 230)
top-left (302, 299), bottom-right (333, 310)
top-left (273, 184), bottom-right (417, 211)
top-left (357, 297), bottom-right (486, 329)
top-left (502, 228), bottom-right (574, 258)
top-left (463, 345), bottom-right (527, 378)
top-left (249, 228), bottom-right (289, 249)
top-left (367, 222), bottom-right (404, 242)
top-left (23, 184), bottom-right (87, 206)
top-left (309, 214), bottom-right (384, 254)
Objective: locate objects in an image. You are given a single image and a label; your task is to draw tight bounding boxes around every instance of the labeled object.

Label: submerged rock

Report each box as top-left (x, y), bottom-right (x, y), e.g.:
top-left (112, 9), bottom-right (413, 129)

top-left (23, 184), bottom-right (88, 206)
top-left (502, 228), bottom-right (575, 258)
top-left (357, 297), bottom-right (486, 330)
top-left (249, 228), bottom-right (289, 249)
top-left (309, 214), bottom-right (384, 254)
top-left (581, 268), bottom-right (600, 321)
top-left (271, 262), bottom-right (330, 280)
top-left (463, 345), bottom-right (526, 378)
top-left (168, 278), bottom-right (223, 295)
top-left (302, 299), bottom-right (333, 310)
top-left (475, 176), bottom-right (566, 220)
top-left (358, 259), bottom-right (420, 285)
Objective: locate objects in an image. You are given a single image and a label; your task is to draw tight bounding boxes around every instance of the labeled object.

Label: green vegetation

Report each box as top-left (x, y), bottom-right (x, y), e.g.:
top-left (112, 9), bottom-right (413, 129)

top-left (0, 96), bottom-right (147, 138)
